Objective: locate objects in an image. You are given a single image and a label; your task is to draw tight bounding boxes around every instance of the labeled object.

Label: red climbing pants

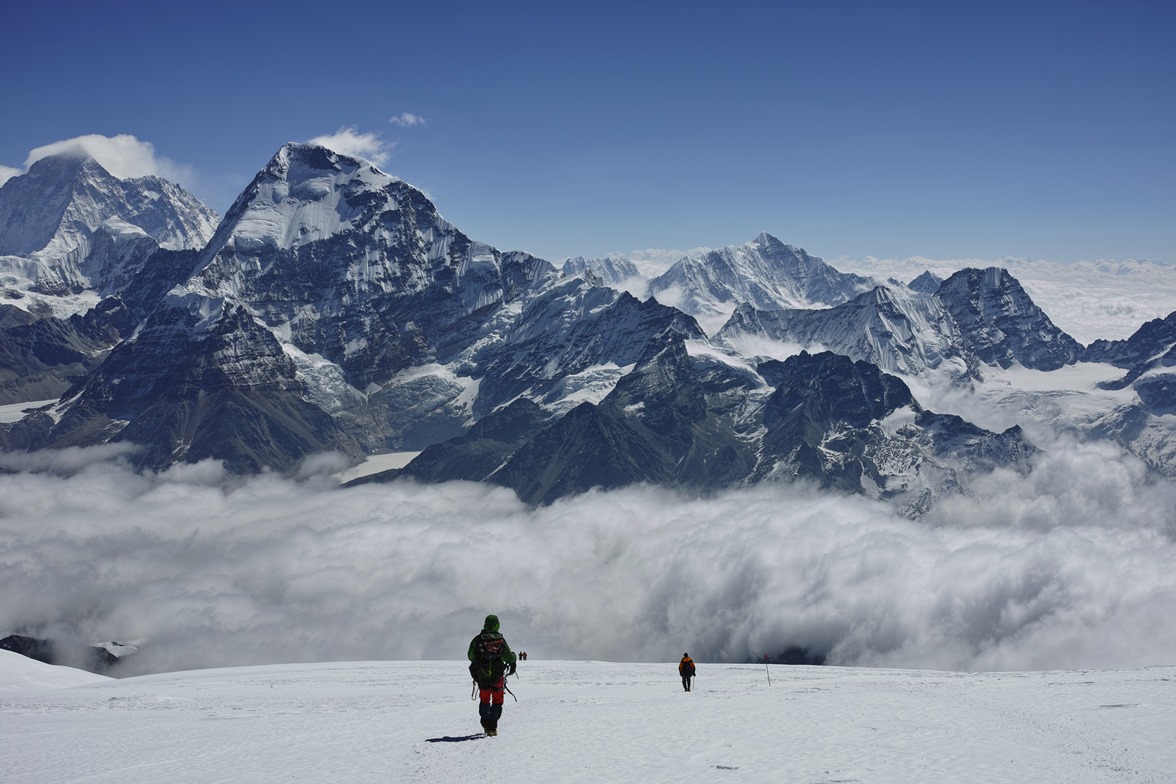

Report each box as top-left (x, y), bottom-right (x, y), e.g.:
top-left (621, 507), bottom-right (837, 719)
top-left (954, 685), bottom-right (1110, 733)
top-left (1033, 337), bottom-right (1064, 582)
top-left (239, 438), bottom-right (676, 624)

top-left (479, 676), bottom-right (505, 706)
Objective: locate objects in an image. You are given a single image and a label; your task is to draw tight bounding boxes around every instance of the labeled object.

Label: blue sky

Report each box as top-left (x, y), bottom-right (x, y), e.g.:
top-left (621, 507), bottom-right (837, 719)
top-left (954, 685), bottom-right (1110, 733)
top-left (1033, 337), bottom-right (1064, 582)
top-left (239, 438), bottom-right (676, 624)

top-left (3, 0), bottom-right (1172, 263)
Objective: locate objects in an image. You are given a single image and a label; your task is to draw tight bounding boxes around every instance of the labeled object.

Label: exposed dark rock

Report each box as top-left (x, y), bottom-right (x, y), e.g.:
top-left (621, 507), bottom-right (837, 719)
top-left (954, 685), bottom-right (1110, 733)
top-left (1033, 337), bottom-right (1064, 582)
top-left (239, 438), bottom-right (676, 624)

top-left (1135, 373), bottom-right (1176, 416)
top-left (0, 297), bottom-right (136, 404)
top-left (1, 634), bottom-right (56, 665)
top-left (936, 267), bottom-right (1082, 371)
top-left (907, 270), bottom-right (943, 295)
top-left (4, 300), bottom-right (364, 472)
top-left (1088, 312), bottom-right (1176, 393)
top-left (0, 634), bottom-right (127, 674)
top-left (353, 397), bottom-right (551, 486)
top-left (1084, 311), bottom-right (1176, 368)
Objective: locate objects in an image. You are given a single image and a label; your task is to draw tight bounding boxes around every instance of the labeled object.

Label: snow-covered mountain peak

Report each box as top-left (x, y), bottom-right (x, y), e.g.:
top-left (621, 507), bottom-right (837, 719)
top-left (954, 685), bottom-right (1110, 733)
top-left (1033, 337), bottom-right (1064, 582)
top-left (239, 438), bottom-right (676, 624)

top-left (907, 269), bottom-right (943, 295)
top-left (862, 283), bottom-right (906, 306)
top-left (749, 230), bottom-right (791, 252)
top-left (187, 142), bottom-right (470, 308)
top-left (0, 153), bottom-right (216, 261)
top-left (649, 233), bottom-right (876, 334)
top-left (0, 151), bottom-right (216, 314)
top-left (560, 255), bottom-right (641, 286)
top-left (719, 283), bottom-right (971, 377)
top-left (269, 142), bottom-right (403, 197)
top-left (175, 143), bottom-right (558, 392)
top-left (201, 142), bottom-right (413, 260)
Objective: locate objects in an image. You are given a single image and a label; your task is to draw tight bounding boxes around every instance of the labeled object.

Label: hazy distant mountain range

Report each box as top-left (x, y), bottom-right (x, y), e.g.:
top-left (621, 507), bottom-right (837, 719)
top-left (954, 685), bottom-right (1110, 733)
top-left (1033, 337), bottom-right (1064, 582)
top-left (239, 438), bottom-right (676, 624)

top-left (2, 143), bottom-right (1173, 511)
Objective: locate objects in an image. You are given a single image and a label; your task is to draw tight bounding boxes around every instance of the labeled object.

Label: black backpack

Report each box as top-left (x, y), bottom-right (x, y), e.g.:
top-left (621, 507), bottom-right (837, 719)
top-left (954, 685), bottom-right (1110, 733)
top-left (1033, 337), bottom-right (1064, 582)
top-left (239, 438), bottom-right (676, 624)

top-left (470, 633), bottom-right (506, 687)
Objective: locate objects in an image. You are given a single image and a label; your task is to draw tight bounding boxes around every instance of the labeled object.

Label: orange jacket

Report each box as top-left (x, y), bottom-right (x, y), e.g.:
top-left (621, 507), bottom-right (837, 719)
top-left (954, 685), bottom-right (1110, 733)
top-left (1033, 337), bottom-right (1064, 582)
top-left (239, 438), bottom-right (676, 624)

top-left (679, 656), bottom-right (695, 675)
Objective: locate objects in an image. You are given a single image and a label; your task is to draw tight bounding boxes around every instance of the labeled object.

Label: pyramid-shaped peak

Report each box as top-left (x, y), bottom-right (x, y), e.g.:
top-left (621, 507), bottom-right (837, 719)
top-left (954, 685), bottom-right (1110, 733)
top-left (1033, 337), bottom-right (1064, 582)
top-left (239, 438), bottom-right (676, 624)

top-left (907, 270), bottom-right (943, 295)
top-left (267, 142), bottom-right (399, 183)
top-left (938, 266), bottom-right (1028, 300)
top-left (277, 141), bottom-right (353, 167)
top-left (21, 151), bottom-right (105, 179)
top-left (750, 232), bottom-right (797, 251)
top-left (937, 266), bottom-right (1081, 370)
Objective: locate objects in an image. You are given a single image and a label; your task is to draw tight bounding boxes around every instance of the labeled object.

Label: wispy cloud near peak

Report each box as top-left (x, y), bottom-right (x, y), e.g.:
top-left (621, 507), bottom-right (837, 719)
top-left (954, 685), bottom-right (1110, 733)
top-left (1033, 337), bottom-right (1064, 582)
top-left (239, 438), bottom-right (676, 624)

top-left (0, 164), bottom-right (20, 187)
top-left (306, 126), bottom-right (394, 168)
top-left (21, 134), bottom-right (193, 185)
top-left (389, 112), bottom-right (427, 128)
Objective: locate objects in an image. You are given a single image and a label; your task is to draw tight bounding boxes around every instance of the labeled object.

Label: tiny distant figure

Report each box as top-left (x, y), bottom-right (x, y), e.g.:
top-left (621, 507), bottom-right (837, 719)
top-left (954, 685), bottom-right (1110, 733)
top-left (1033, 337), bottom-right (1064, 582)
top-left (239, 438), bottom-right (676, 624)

top-left (679, 653), bottom-right (696, 692)
top-left (520, 651), bottom-right (528, 661)
top-left (468, 614), bottom-right (517, 736)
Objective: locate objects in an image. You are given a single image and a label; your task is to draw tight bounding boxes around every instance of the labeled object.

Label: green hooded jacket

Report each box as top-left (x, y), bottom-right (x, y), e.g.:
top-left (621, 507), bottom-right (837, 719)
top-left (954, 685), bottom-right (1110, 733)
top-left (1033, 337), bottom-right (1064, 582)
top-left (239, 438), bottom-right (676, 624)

top-left (467, 614), bottom-right (517, 668)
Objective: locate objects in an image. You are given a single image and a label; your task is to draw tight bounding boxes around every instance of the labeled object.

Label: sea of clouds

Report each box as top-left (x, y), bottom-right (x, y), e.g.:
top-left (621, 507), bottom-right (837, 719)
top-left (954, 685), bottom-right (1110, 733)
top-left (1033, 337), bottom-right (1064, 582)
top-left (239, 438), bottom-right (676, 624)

top-left (2, 438), bottom-right (1174, 677)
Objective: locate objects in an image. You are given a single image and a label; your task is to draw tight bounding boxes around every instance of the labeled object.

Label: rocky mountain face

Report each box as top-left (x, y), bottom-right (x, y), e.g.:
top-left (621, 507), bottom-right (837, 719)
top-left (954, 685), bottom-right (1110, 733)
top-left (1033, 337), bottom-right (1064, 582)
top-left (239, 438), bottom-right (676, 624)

top-left (185, 144), bottom-right (551, 388)
top-left (755, 352), bottom-right (1034, 513)
top-left (907, 270), bottom-right (943, 295)
top-left (7, 298), bottom-right (365, 472)
top-left (1085, 311), bottom-right (1176, 369)
top-left (718, 285), bottom-right (973, 377)
top-left (487, 338), bottom-right (756, 504)
top-left (376, 346), bottom-right (1034, 512)
top-left (0, 154), bottom-right (217, 406)
top-left (935, 267), bottom-right (1082, 371)
top-left (1077, 311), bottom-right (1176, 473)
top-left (469, 281), bottom-right (707, 418)
top-left (560, 256), bottom-right (641, 286)
top-left (2, 140), bottom-right (1171, 506)
top-left (0, 297), bottom-right (135, 404)
top-left (717, 267), bottom-right (1085, 380)
top-left (1084, 310), bottom-right (1176, 398)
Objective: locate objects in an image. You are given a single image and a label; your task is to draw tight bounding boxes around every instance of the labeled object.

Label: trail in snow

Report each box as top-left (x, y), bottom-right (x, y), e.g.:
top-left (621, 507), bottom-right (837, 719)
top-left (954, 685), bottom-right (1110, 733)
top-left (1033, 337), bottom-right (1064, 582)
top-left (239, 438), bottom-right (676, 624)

top-left (2, 652), bottom-right (1173, 783)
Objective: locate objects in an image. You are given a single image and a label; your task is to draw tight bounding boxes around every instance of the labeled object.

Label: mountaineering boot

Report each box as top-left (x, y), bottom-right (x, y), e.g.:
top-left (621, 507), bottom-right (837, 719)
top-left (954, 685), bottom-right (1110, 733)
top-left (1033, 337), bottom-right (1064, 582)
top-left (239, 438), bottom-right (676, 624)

top-left (479, 704), bottom-right (492, 733)
top-left (486, 702), bottom-right (502, 735)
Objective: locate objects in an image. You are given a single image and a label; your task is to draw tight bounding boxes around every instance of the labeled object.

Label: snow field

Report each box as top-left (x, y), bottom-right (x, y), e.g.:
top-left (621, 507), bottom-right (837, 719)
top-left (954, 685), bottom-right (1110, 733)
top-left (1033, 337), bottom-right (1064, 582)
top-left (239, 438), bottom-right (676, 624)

top-left (2, 654), bottom-right (1173, 783)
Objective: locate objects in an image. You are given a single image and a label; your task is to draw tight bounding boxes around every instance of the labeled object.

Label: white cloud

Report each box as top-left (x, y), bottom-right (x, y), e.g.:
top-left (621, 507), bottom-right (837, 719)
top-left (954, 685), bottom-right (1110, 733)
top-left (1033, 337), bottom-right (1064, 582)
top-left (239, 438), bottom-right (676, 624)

top-left (0, 164), bottom-right (20, 187)
top-left (23, 134), bottom-right (192, 184)
top-left (0, 442), bottom-right (140, 474)
top-left (721, 333), bottom-right (820, 364)
top-left (389, 112), bottom-right (427, 128)
top-left (2, 442), bottom-right (1175, 677)
top-left (306, 126), bottom-right (394, 167)
top-left (649, 282), bottom-right (686, 310)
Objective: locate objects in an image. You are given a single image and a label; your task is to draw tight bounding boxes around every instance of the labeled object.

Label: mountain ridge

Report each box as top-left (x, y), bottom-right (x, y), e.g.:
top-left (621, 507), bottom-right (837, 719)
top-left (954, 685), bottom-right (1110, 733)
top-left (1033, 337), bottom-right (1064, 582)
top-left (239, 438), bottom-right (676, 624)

top-left (2, 141), bottom-right (1173, 504)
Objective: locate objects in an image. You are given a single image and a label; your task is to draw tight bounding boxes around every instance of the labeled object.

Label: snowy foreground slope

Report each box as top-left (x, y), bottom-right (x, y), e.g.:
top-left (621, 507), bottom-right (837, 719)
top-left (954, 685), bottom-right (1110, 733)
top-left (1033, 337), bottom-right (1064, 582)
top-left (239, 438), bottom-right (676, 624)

top-left (3, 652), bottom-right (1173, 783)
